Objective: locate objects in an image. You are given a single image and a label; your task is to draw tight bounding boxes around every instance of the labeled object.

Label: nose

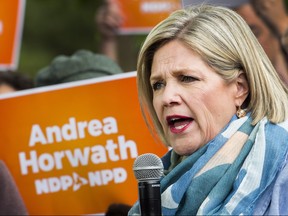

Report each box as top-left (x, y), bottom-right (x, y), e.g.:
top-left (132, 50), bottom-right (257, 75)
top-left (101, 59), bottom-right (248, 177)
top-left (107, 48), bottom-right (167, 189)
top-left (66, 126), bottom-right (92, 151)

top-left (161, 82), bottom-right (181, 107)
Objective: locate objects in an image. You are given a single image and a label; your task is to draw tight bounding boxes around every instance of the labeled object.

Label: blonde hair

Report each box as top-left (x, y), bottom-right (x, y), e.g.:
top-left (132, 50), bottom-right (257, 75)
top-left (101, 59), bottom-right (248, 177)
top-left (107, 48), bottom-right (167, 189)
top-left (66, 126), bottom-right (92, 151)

top-left (137, 5), bottom-right (288, 146)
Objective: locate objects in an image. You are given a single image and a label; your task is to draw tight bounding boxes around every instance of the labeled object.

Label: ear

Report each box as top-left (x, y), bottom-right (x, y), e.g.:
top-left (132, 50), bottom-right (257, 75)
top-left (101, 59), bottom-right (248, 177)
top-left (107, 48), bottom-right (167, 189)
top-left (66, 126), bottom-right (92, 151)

top-left (235, 71), bottom-right (249, 106)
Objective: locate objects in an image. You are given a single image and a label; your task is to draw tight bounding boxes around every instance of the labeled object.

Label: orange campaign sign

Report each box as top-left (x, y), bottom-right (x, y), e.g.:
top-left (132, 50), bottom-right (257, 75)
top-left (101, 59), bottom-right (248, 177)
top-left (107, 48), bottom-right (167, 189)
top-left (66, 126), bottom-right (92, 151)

top-left (0, 72), bottom-right (168, 215)
top-left (116, 0), bottom-right (181, 34)
top-left (0, 0), bottom-right (26, 70)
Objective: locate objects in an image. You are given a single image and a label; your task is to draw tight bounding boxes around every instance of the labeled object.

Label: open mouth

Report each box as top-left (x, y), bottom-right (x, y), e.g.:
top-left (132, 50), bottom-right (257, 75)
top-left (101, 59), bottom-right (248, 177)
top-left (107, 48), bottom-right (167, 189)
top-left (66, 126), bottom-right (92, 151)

top-left (166, 116), bottom-right (193, 133)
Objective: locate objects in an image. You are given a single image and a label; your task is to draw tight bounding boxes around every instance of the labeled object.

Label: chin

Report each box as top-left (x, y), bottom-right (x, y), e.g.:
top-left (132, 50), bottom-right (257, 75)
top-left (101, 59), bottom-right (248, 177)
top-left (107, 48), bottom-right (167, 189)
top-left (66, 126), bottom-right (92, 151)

top-left (173, 147), bottom-right (198, 156)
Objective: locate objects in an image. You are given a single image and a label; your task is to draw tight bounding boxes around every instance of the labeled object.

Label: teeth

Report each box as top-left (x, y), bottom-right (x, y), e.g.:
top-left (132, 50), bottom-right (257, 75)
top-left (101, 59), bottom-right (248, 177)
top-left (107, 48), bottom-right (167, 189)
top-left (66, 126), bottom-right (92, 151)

top-left (175, 125), bottom-right (186, 129)
top-left (170, 118), bottom-right (179, 122)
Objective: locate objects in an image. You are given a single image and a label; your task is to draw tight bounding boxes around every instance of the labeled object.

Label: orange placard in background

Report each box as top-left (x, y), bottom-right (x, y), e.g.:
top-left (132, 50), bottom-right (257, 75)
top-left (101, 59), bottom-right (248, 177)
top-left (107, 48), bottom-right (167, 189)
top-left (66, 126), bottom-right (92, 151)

top-left (0, 72), bottom-right (168, 215)
top-left (0, 0), bottom-right (25, 70)
top-left (116, 0), bottom-right (181, 34)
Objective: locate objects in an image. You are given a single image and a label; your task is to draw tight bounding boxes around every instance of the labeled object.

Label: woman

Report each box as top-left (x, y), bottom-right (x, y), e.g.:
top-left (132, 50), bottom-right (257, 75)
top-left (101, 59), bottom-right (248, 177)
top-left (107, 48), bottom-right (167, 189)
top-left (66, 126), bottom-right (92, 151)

top-left (129, 4), bottom-right (288, 216)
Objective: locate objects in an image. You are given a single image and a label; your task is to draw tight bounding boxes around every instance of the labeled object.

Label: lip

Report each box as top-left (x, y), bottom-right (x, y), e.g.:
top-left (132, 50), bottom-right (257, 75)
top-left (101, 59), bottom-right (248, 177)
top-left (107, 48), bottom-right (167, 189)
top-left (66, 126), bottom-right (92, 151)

top-left (166, 115), bottom-right (193, 134)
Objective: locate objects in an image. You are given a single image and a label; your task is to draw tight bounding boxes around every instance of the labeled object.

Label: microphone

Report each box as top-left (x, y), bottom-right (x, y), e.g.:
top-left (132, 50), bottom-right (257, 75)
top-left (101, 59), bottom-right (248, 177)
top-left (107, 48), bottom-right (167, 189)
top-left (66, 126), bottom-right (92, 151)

top-left (133, 153), bottom-right (164, 216)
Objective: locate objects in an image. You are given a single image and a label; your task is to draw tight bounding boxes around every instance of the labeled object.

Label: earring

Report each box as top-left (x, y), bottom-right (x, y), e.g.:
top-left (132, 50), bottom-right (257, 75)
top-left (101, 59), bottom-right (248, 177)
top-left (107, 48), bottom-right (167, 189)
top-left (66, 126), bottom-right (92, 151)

top-left (236, 106), bottom-right (246, 118)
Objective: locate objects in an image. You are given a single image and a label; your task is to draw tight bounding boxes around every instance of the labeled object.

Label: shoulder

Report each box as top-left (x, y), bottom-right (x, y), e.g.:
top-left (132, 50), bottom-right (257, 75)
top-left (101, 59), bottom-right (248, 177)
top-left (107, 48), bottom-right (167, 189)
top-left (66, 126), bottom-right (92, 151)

top-left (0, 160), bottom-right (28, 215)
top-left (253, 120), bottom-right (288, 215)
top-left (264, 119), bottom-right (288, 158)
top-left (269, 158), bottom-right (288, 214)
top-left (255, 155), bottom-right (288, 215)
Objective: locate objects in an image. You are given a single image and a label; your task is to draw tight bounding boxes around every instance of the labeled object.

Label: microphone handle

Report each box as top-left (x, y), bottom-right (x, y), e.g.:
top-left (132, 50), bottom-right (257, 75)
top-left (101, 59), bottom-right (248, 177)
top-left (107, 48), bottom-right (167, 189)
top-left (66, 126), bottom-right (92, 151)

top-left (138, 180), bottom-right (162, 216)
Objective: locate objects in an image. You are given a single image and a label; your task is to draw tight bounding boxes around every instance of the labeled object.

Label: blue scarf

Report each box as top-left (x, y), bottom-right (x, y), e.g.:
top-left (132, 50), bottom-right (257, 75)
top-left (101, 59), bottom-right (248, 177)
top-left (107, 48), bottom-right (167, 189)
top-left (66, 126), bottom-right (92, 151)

top-left (128, 115), bottom-right (288, 215)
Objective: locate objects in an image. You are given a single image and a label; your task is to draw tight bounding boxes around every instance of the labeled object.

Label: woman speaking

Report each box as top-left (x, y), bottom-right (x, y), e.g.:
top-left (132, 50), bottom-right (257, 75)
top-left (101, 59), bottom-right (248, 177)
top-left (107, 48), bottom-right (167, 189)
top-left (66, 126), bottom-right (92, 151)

top-left (129, 4), bottom-right (288, 215)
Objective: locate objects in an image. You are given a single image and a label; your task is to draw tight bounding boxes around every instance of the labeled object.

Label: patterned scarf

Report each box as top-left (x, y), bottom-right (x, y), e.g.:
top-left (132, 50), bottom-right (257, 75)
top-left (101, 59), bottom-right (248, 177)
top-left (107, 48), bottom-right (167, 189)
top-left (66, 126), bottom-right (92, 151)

top-left (128, 115), bottom-right (288, 215)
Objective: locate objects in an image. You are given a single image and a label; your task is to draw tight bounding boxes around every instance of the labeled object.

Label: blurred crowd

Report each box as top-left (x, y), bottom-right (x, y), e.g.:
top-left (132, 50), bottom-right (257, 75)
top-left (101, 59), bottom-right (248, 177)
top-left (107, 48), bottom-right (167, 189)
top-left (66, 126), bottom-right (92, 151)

top-left (1, 0), bottom-right (288, 96)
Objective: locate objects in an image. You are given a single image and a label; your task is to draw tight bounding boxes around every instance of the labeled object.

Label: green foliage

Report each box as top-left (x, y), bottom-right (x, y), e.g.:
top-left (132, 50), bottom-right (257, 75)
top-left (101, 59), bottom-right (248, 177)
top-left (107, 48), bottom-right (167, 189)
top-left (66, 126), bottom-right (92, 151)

top-left (19, 0), bottom-right (104, 78)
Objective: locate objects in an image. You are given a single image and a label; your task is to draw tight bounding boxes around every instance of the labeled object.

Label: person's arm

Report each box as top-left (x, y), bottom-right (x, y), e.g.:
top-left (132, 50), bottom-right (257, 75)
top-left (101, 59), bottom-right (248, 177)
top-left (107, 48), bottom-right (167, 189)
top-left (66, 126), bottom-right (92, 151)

top-left (95, 0), bottom-right (124, 63)
top-left (251, 0), bottom-right (288, 54)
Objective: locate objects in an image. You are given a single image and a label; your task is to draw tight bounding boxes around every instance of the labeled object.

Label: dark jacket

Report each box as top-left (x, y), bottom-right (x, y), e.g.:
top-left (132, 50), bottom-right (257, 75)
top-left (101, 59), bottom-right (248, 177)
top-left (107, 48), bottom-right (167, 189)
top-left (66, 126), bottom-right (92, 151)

top-left (0, 160), bottom-right (28, 215)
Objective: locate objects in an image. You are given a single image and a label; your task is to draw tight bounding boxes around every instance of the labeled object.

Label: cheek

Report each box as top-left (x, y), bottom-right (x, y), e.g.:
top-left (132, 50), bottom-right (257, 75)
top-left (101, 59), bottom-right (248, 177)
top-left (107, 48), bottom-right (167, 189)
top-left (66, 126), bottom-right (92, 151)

top-left (152, 97), bottom-right (159, 113)
top-left (193, 89), bottom-right (224, 112)
top-left (152, 97), bottom-right (163, 123)
top-left (193, 88), bottom-right (235, 125)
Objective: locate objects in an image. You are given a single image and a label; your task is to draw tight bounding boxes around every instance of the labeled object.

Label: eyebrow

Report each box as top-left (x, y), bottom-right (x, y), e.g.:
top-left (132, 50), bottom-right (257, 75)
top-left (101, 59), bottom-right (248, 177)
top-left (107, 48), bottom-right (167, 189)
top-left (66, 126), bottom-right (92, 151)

top-left (150, 74), bottom-right (161, 83)
top-left (150, 68), bottom-right (196, 83)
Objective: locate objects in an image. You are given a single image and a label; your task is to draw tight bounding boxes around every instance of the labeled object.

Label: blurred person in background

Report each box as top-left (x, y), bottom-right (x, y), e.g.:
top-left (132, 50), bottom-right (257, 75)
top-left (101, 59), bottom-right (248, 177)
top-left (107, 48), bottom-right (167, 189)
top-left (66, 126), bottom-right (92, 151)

top-left (35, 49), bottom-right (123, 87)
top-left (235, 0), bottom-right (288, 85)
top-left (0, 160), bottom-right (28, 215)
top-left (0, 71), bottom-right (34, 95)
top-left (251, 0), bottom-right (288, 55)
top-left (182, 0), bottom-right (288, 86)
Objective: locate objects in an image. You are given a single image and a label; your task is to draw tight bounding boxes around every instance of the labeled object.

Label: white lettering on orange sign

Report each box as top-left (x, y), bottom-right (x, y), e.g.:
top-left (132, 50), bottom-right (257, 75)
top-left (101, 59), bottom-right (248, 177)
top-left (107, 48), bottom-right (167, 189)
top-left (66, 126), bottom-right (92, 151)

top-left (141, 2), bottom-right (174, 13)
top-left (19, 116), bottom-right (140, 195)
top-left (35, 168), bottom-right (127, 195)
top-left (29, 116), bottom-right (118, 146)
top-left (19, 135), bottom-right (138, 175)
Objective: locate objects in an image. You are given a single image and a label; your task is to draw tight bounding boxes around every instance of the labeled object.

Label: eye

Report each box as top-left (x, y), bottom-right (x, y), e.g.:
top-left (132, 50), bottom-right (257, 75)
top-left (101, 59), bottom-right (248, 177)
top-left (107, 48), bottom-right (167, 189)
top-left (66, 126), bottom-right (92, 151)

top-left (180, 75), bottom-right (198, 83)
top-left (152, 81), bottom-right (165, 91)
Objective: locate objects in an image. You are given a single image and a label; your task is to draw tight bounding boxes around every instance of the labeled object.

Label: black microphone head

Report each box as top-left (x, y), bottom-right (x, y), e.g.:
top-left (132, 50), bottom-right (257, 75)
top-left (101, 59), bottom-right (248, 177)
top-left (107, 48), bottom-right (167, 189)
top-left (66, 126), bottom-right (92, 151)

top-left (133, 153), bottom-right (164, 182)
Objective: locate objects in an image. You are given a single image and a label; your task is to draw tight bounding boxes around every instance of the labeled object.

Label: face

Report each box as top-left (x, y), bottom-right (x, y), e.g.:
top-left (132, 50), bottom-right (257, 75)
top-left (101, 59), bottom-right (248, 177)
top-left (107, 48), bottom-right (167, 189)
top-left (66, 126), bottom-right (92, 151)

top-left (150, 40), bottom-right (240, 155)
top-left (235, 3), bottom-right (279, 65)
